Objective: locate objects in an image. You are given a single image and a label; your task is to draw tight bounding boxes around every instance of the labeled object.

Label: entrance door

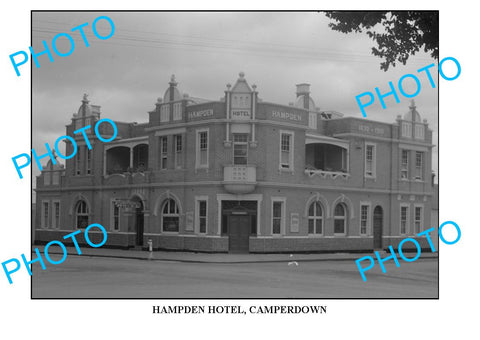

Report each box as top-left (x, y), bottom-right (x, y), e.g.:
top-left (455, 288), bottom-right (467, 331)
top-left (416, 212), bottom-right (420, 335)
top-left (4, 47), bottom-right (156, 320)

top-left (228, 214), bottom-right (250, 253)
top-left (135, 200), bottom-right (144, 246)
top-left (373, 206), bottom-right (383, 249)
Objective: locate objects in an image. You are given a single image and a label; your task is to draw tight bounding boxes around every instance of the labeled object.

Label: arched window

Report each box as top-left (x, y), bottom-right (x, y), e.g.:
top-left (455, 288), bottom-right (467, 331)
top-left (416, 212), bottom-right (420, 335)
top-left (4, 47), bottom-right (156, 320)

top-left (75, 200), bottom-right (89, 229)
top-left (334, 203), bottom-right (347, 234)
top-left (162, 199), bottom-right (179, 232)
top-left (308, 202), bottom-right (323, 234)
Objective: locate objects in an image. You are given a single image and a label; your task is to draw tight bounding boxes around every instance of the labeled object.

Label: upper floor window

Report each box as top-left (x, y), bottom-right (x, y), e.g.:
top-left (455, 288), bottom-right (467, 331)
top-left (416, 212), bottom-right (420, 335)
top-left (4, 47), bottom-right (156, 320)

top-left (160, 136), bottom-right (168, 169)
top-left (74, 118), bottom-right (82, 130)
top-left (162, 199), bottom-right (179, 232)
top-left (402, 122), bottom-right (412, 138)
top-left (75, 151), bottom-right (81, 176)
top-left (174, 134), bottom-right (183, 169)
top-left (280, 131), bottom-right (294, 170)
top-left (334, 203), bottom-right (347, 235)
top-left (160, 105), bottom-right (170, 122)
top-left (414, 124), bottom-right (425, 140)
top-left (365, 143), bottom-right (376, 178)
top-left (75, 200), bottom-right (89, 229)
top-left (415, 151), bottom-right (424, 180)
top-left (44, 172), bottom-right (51, 186)
top-left (308, 202), bottom-right (323, 235)
top-left (86, 148), bottom-right (92, 175)
top-left (52, 171), bottom-right (60, 185)
top-left (401, 150), bottom-right (409, 179)
top-left (173, 102), bottom-right (182, 120)
top-left (196, 130), bottom-right (209, 168)
top-left (233, 133), bottom-right (248, 165)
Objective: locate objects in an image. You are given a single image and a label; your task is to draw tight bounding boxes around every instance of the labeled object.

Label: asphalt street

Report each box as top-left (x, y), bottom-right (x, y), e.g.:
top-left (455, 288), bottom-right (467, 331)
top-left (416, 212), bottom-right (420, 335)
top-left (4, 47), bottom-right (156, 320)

top-left (32, 255), bottom-right (438, 298)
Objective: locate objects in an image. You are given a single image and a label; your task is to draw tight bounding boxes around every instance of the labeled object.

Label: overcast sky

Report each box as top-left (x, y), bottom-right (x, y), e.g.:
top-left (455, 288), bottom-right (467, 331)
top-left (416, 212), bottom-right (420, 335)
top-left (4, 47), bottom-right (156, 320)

top-left (32, 11), bottom-right (438, 184)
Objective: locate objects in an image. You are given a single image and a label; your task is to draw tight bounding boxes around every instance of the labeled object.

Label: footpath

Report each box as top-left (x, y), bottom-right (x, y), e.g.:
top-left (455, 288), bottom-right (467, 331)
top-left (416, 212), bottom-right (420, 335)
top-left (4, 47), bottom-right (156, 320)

top-left (34, 245), bottom-right (439, 264)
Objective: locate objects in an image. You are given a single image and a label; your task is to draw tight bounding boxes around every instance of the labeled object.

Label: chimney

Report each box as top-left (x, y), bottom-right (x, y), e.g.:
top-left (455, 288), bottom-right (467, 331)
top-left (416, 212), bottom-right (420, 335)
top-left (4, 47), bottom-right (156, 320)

top-left (296, 83), bottom-right (310, 109)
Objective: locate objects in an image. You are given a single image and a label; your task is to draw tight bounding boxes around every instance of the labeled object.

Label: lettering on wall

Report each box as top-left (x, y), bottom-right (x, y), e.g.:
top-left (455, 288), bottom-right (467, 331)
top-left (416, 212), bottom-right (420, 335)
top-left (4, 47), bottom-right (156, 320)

top-left (188, 109), bottom-right (214, 120)
top-left (358, 124), bottom-right (385, 136)
top-left (231, 109), bottom-right (251, 120)
top-left (271, 110), bottom-right (302, 122)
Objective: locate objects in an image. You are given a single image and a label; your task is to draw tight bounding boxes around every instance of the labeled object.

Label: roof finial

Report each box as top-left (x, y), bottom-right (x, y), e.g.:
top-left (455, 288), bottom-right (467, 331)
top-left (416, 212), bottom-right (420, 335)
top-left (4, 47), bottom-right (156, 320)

top-left (409, 99), bottom-right (416, 110)
top-left (82, 93), bottom-right (89, 103)
top-left (239, 71), bottom-right (245, 79)
top-left (169, 74), bottom-right (177, 86)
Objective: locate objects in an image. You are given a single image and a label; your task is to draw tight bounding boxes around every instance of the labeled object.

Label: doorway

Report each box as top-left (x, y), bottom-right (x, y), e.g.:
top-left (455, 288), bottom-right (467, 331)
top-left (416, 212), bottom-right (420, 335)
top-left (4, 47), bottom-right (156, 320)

top-left (373, 205), bottom-right (383, 249)
top-left (228, 214), bottom-right (250, 253)
top-left (134, 198), bottom-right (144, 246)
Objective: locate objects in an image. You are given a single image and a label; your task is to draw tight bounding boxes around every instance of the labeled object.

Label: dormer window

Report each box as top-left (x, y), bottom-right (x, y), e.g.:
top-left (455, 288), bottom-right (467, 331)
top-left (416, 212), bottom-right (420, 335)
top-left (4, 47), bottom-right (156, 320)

top-left (402, 122), bottom-right (412, 138)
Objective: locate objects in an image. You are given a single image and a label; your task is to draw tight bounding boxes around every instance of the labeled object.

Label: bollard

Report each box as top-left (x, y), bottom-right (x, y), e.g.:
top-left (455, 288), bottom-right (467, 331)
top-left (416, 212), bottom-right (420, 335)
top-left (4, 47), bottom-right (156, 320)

top-left (147, 239), bottom-right (153, 260)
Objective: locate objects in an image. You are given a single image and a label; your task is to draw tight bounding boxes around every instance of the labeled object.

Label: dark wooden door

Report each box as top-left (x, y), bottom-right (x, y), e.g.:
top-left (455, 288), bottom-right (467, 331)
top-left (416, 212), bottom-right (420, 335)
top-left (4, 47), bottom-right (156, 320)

top-left (373, 206), bottom-right (383, 249)
top-left (135, 204), bottom-right (144, 246)
top-left (228, 215), bottom-right (250, 253)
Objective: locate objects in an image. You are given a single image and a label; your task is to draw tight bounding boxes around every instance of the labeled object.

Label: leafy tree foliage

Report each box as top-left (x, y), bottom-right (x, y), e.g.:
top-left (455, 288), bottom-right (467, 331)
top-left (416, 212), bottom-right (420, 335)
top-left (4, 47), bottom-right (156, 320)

top-left (325, 11), bottom-right (438, 71)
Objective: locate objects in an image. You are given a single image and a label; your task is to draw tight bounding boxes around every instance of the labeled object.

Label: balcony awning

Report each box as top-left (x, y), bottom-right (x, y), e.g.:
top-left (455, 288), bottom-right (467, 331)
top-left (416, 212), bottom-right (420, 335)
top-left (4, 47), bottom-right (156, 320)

top-left (305, 133), bottom-right (349, 149)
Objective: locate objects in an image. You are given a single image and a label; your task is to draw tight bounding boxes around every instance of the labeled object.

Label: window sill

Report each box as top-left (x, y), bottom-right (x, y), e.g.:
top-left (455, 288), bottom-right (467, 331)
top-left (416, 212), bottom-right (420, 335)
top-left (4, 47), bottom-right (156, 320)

top-left (278, 167), bottom-right (294, 173)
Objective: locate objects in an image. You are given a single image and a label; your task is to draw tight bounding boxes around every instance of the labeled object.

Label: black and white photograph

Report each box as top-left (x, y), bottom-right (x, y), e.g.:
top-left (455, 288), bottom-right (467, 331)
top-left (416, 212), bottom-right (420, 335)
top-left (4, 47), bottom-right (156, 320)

top-left (30, 11), bottom-right (439, 298)
top-left (2, 1), bottom-right (479, 339)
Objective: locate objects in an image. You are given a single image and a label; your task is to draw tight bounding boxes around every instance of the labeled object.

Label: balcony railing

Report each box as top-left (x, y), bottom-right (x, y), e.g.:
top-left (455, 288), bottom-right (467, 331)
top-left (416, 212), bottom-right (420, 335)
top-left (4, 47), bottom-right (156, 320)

top-left (223, 165), bottom-right (256, 194)
top-left (305, 167), bottom-right (350, 180)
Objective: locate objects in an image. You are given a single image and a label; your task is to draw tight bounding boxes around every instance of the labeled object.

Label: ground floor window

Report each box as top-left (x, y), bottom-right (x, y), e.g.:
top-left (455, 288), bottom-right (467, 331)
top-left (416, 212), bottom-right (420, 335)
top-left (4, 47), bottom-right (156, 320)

top-left (162, 199), bottom-right (179, 232)
top-left (272, 200), bottom-right (284, 235)
top-left (197, 199), bottom-right (207, 234)
top-left (42, 201), bottom-right (49, 229)
top-left (360, 204), bottom-right (370, 235)
top-left (334, 203), bottom-right (347, 234)
top-left (414, 206), bottom-right (423, 234)
top-left (308, 202), bottom-right (323, 235)
top-left (75, 200), bottom-right (89, 229)
top-left (400, 205), bottom-right (409, 235)
top-left (53, 201), bottom-right (60, 229)
top-left (111, 201), bottom-right (120, 231)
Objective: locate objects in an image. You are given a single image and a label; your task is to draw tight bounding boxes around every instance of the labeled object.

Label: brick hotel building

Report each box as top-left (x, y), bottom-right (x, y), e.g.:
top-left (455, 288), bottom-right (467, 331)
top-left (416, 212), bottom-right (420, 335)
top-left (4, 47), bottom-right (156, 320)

top-left (34, 73), bottom-right (435, 253)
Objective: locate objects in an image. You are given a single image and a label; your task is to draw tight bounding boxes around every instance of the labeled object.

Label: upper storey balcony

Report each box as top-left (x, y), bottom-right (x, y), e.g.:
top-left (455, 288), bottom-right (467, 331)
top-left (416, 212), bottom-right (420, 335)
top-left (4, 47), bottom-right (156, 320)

top-left (223, 165), bottom-right (257, 194)
top-left (304, 134), bottom-right (350, 180)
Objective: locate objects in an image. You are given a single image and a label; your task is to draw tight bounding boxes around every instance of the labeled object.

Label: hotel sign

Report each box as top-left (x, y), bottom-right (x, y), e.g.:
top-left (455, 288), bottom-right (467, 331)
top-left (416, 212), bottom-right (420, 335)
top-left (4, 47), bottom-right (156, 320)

top-left (188, 109), bottom-right (214, 120)
top-left (231, 109), bottom-right (251, 120)
top-left (271, 110), bottom-right (302, 122)
top-left (358, 124), bottom-right (385, 136)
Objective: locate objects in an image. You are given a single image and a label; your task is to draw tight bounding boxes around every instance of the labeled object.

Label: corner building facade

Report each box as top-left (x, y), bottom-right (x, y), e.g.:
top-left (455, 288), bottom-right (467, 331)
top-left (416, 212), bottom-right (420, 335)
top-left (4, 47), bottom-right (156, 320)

top-left (35, 73), bottom-right (435, 253)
